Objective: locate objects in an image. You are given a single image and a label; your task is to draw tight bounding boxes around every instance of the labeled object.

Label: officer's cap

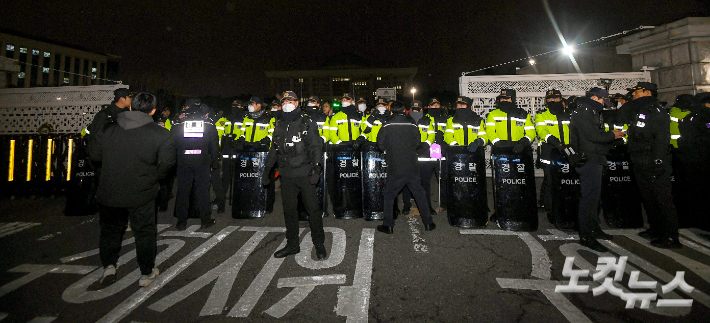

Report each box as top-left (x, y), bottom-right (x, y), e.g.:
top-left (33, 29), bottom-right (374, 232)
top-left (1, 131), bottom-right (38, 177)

top-left (500, 89), bottom-right (516, 99)
top-left (673, 94), bottom-right (696, 110)
top-left (113, 88), bottom-right (132, 101)
top-left (342, 93), bottom-right (354, 100)
top-left (270, 99), bottom-right (280, 107)
top-left (545, 89), bottom-right (562, 99)
top-left (695, 92), bottom-right (710, 104)
top-left (456, 96), bottom-right (473, 106)
top-left (201, 103), bottom-right (213, 115)
top-left (307, 95), bottom-right (320, 103)
top-left (281, 91), bottom-right (298, 102)
top-left (249, 96), bottom-right (263, 105)
top-left (185, 98), bottom-right (201, 108)
top-left (356, 97), bottom-right (367, 104)
top-left (627, 82), bottom-right (658, 92)
top-left (587, 87), bottom-right (613, 107)
top-left (428, 98), bottom-right (441, 105)
top-left (611, 93), bottom-right (629, 101)
top-left (376, 98), bottom-right (388, 106)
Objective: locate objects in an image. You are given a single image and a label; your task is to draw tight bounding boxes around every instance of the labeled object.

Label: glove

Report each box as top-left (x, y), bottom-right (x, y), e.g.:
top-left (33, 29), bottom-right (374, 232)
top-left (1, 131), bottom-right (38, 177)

top-left (353, 136), bottom-right (366, 150)
top-left (467, 138), bottom-right (483, 153)
top-left (513, 137), bottom-right (530, 154)
top-left (261, 169), bottom-right (271, 186)
top-left (417, 142), bottom-right (430, 156)
top-left (546, 136), bottom-right (562, 148)
top-left (259, 137), bottom-right (271, 146)
top-left (235, 137), bottom-right (246, 150)
top-left (309, 165), bottom-right (322, 185)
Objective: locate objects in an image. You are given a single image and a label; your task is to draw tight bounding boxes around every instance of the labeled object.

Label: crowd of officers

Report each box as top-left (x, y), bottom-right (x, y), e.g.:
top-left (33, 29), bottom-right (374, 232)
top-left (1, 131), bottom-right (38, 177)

top-left (86, 83), bottom-right (710, 260)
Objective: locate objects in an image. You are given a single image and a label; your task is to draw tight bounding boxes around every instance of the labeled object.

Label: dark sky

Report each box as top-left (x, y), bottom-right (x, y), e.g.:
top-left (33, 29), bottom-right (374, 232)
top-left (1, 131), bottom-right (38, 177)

top-left (2, 0), bottom-right (708, 97)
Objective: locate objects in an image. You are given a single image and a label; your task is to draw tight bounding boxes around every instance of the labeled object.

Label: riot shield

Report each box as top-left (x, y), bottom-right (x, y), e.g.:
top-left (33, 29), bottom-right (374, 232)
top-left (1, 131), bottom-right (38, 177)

top-left (332, 144), bottom-right (363, 219)
top-left (491, 146), bottom-right (537, 231)
top-left (548, 148), bottom-right (580, 228)
top-left (446, 146), bottom-right (487, 228)
top-left (360, 143), bottom-right (387, 221)
top-left (232, 146), bottom-right (269, 219)
top-left (298, 152), bottom-right (326, 221)
top-left (64, 136), bottom-right (98, 216)
top-left (601, 146), bottom-right (643, 228)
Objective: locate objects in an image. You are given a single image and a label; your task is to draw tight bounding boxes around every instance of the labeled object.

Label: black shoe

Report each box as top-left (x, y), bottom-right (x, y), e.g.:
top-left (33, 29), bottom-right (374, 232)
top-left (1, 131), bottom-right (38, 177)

top-left (176, 220), bottom-right (187, 231)
top-left (315, 245), bottom-right (327, 260)
top-left (376, 225), bottom-right (394, 234)
top-left (274, 245), bottom-right (300, 258)
top-left (402, 208), bottom-right (411, 216)
top-left (200, 219), bottom-right (216, 229)
top-left (595, 231), bottom-right (613, 240)
top-left (638, 229), bottom-right (659, 239)
top-left (424, 223), bottom-right (436, 231)
top-left (580, 238), bottom-right (609, 252)
top-left (428, 208), bottom-right (438, 216)
top-left (650, 236), bottom-right (682, 249)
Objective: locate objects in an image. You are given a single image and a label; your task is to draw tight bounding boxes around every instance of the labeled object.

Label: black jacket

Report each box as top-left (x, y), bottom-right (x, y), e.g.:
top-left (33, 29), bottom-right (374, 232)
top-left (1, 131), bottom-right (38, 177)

top-left (377, 113), bottom-right (422, 176)
top-left (87, 104), bottom-right (125, 146)
top-left (678, 107), bottom-right (710, 163)
top-left (570, 97), bottom-right (615, 165)
top-left (89, 111), bottom-right (176, 207)
top-left (626, 96), bottom-right (671, 165)
top-left (171, 113), bottom-right (219, 167)
top-left (264, 109), bottom-right (323, 178)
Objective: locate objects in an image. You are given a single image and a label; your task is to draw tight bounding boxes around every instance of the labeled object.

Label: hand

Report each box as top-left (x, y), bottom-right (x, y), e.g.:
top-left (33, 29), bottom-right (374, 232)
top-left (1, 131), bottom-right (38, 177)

top-left (261, 170), bottom-right (271, 186)
top-left (353, 136), bottom-right (366, 150)
top-left (546, 136), bottom-right (562, 148)
top-left (259, 137), bottom-right (271, 146)
top-left (309, 165), bottom-right (322, 185)
top-left (612, 130), bottom-right (626, 139)
top-left (467, 139), bottom-right (482, 153)
top-left (513, 138), bottom-right (530, 154)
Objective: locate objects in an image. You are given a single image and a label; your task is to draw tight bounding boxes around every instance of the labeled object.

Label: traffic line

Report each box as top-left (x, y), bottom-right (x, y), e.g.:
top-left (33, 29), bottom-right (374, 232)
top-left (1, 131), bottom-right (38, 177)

top-left (60, 224), bottom-right (171, 263)
top-left (0, 222), bottom-right (41, 238)
top-left (336, 228), bottom-right (375, 323)
top-left (460, 229), bottom-right (551, 279)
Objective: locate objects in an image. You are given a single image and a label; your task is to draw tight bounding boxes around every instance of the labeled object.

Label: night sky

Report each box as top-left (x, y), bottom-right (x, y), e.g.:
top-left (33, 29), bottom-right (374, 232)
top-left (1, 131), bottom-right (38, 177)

top-left (2, 1), bottom-right (708, 97)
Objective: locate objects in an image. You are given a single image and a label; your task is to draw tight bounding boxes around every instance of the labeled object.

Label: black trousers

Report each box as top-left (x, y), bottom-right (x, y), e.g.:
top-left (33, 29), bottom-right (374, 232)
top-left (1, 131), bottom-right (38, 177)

top-left (157, 168), bottom-right (176, 210)
top-left (99, 200), bottom-right (157, 275)
top-left (211, 166), bottom-right (225, 207)
top-left (176, 164), bottom-right (211, 224)
top-left (541, 165), bottom-right (554, 221)
top-left (325, 151), bottom-right (336, 213)
top-left (419, 160), bottom-right (446, 210)
top-left (383, 173), bottom-right (433, 227)
top-left (266, 167), bottom-right (277, 212)
top-left (281, 176), bottom-right (325, 248)
top-left (633, 162), bottom-right (679, 239)
top-left (576, 162), bottom-right (604, 239)
top-left (221, 158), bottom-right (234, 203)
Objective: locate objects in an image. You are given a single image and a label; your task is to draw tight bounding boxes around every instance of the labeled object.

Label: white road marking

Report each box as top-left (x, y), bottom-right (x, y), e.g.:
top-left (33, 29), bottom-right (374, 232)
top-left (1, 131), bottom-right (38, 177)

top-left (461, 229), bottom-right (551, 279)
top-left (62, 239), bottom-right (184, 303)
top-left (407, 217), bottom-right (429, 253)
top-left (0, 264), bottom-right (96, 298)
top-left (227, 227), bottom-right (298, 318)
top-left (160, 225), bottom-right (212, 238)
top-left (336, 228), bottom-right (375, 323)
top-left (0, 313), bottom-right (6, 321)
top-left (26, 317), bottom-right (56, 323)
top-left (265, 274), bottom-right (347, 318)
top-left (497, 278), bottom-right (593, 323)
top-left (681, 229), bottom-right (710, 248)
top-left (60, 224), bottom-right (171, 263)
top-left (538, 229), bottom-right (579, 241)
top-left (95, 226), bottom-right (238, 323)
top-left (0, 222), bottom-right (41, 238)
top-left (148, 229), bottom-right (272, 316)
top-left (296, 227), bottom-right (347, 269)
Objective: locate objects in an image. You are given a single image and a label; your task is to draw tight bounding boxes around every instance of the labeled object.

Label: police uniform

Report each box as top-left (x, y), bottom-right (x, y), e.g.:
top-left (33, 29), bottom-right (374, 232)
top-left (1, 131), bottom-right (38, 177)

top-left (668, 95), bottom-right (695, 226)
top-left (677, 93), bottom-right (710, 230)
top-left (302, 96), bottom-right (329, 215)
top-left (486, 89), bottom-right (536, 150)
top-left (171, 99), bottom-right (219, 230)
top-left (625, 82), bottom-right (680, 248)
top-left (420, 98), bottom-right (449, 213)
top-left (403, 100), bottom-right (434, 213)
top-left (361, 98), bottom-right (392, 143)
top-left (328, 93), bottom-right (364, 145)
top-left (156, 108), bottom-right (175, 212)
top-left (262, 91), bottom-right (326, 259)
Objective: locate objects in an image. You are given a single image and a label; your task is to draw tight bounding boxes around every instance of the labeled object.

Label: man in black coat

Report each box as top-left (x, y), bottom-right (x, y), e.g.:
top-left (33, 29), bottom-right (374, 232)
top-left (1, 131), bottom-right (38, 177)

top-left (570, 88), bottom-right (625, 252)
top-left (376, 100), bottom-right (435, 234)
top-left (262, 91), bottom-right (327, 259)
top-left (86, 88), bottom-right (132, 142)
top-left (624, 82), bottom-right (681, 248)
top-left (89, 92), bottom-right (176, 287)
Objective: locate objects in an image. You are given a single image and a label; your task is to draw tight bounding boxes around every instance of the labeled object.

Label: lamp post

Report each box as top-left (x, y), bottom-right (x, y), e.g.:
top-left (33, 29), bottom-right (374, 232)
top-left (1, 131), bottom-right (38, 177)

top-left (411, 88), bottom-right (417, 102)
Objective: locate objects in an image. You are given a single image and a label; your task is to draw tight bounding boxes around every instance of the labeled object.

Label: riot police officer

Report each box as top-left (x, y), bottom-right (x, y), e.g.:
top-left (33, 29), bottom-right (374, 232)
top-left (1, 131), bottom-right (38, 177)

top-left (262, 91), bottom-right (326, 259)
top-left (403, 100), bottom-right (434, 215)
top-left (421, 98), bottom-right (449, 214)
top-left (624, 82), bottom-right (681, 248)
top-left (678, 93), bottom-right (710, 230)
top-left (444, 96), bottom-right (486, 150)
top-left (328, 93), bottom-right (364, 145)
top-left (171, 98), bottom-right (219, 230)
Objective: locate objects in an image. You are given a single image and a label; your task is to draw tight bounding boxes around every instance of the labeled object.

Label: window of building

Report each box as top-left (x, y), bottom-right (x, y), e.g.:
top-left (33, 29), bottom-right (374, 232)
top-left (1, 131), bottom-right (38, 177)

top-left (73, 58), bottom-right (80, 85)
top-left (32, 49), bottom-right (39, 56)
top-left (332, 78), bottom-right (350, 82)
top-left (353, 81), bottom-right (367, 86)
top-left (5, 44), bottom-right (14, 58)
top-left (53, 54), bottom-right (61, 86)
top-left (18, 72), bottom-right (25, 78)
top-left (63, 77), bottom-right (69, 84)
top-left (91, 63), bottom-right (97, 80)
top-left (376, 77), bottom-right (382, 80)
top-left (298, 78), bottom-right (303, 83)
top-left (42, 67), bottom-right (49, 73)
top-left (43, 52), bottom-right (50, 58)
top-left (20, 47), bottom-right (27, 54)
top-left (6, 44), bottom-right (14, 51)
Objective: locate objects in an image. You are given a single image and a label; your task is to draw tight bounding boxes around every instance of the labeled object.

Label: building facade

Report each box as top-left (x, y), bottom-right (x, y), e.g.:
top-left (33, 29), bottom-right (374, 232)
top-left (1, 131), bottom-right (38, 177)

top-left (0, 32), bottom-right (118, 88)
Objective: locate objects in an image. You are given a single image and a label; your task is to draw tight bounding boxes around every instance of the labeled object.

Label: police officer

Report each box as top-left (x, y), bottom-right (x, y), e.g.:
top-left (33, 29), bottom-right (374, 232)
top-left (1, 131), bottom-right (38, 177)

top-left (486, 89), bottom-right (535, 152)
top-left (535, 89), bottom-right (572, 227)
top-left (624, 82), bottom-right (681, 248)
top-left (360, 98), bottom-right (392, 142)
top-left (678, 93), bottom-right (710, 230)
top-left (328, 93), bottom-right (364, 145)
top-left (302, 95), bottom-right (330, 215)
top-left (171, 98), bottom-right (219, 230)
top-left (376, 100), bottom-right (435, 234)
top-left (420, 98), bottom-right (449, 213)
top-left (262, 91), bottom-right (326, 259)
top-left (269, 99), bottom-right (283, 119)
top-left (668, 94), bottom-right (696, 225)
top-left (156, 107), bottom-right (172, 130)
top-left (570, 88), bottom-right (625, 252)
top-left (403, 100), bottom-right (434, 214)
top-left (444, 96), bottom-right (486, 151)
top-left (84, 88), bottom-right (132, 140)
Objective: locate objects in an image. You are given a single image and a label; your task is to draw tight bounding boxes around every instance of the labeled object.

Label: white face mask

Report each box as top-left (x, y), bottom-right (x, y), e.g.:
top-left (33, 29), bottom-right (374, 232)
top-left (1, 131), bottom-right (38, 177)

top-left (282, 103), bottom-right (296, 113)
top-left (376, 106), bottom-right (386, 114)
top-left (341, 101), bottom-right (352, 107)
top-left (617, 102), bottom-right (622, 109)
top-left (248, 105), bottom-right (256, 112)
top-left (271, 108), bottom-right (278, 112)
top-left (358, 104), bottom-right (367, 112)
top-left (307, 103), bottom-right (316, 107)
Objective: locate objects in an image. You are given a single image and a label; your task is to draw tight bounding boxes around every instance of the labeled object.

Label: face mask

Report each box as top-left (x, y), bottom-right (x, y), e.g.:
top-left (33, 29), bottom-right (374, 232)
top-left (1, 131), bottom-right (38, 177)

top-left (617, 102), bottom-right (622, 109)
top-left (248, 105), bottom-right (256, 112)
top-left (341, 101), bottom-right (352, 107)
top-left (410, 111), bottom-right (423, 120)
top-left (547, 101), bottom-right (564, 114)
top-left (358, 104), bottom-right (367, 112)
top-left (427, 109), bottom-right (441, 117)
top-left (282, 103), bottom-right (296, 113)
top-left (376, 106), bottom-right (386, 114)
top-left (307, 103), bottom-right (316, 107)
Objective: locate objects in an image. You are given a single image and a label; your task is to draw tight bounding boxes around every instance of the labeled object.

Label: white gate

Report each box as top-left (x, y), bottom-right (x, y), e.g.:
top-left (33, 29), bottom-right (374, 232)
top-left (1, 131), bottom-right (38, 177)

top-left (0, 84), bottom-right (128, 135)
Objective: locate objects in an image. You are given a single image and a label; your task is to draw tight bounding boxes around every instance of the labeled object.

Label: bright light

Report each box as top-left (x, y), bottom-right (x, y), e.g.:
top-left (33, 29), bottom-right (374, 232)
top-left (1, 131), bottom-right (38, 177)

top-left (411, 88), bottom-right (417, 94)
top-left (529, 59), bottom-right (536, 66)
top-left (562, 45), bottom-right (574, 56)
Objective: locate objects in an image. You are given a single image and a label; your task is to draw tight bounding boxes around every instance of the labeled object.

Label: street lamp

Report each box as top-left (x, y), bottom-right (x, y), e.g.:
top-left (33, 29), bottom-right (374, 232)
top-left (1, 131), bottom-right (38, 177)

top-left (411, 88), bottom-right (417, 101)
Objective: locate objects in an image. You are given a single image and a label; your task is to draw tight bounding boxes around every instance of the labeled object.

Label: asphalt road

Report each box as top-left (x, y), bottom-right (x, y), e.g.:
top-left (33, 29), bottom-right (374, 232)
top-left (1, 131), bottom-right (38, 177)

top-left (1, 181), bottom-right (709, 323)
